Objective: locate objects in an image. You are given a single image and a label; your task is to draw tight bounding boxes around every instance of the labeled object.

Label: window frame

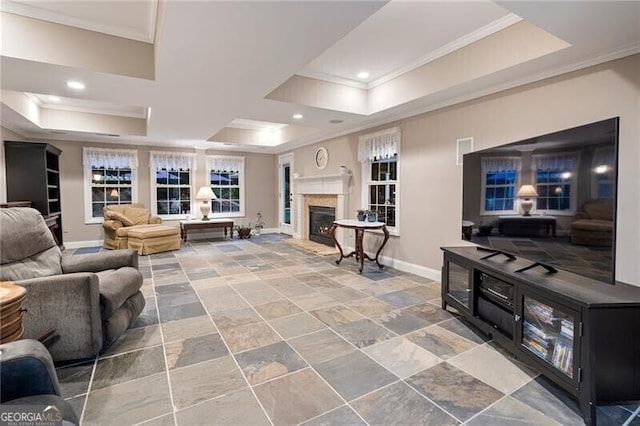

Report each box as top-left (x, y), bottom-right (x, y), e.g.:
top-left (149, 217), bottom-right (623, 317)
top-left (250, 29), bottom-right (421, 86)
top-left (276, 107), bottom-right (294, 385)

top-left (480, 157), bottom-right (520, 216)
top-left (532, 153), bottom-right (579, 217)
top-left (83, 150), bottom-right (138, 224)
top-left (534, 169), bottom-right (576, 216)
top-left (361, 152), bottom-right (400, 236)
top-left (150, 168), bottom-right (193, 220)
top-left (206, 155), bottom-right (246, 219)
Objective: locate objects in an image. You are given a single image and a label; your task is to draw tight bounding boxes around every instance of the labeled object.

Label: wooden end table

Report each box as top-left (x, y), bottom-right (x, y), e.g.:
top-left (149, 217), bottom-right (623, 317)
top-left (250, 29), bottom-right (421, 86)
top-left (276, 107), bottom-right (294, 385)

top-left (329, 219), bottom-right (390, 274)
top-left (0, 281), bottom-right (26, 343)
top-left (180, 219), bottom-right (234, 242)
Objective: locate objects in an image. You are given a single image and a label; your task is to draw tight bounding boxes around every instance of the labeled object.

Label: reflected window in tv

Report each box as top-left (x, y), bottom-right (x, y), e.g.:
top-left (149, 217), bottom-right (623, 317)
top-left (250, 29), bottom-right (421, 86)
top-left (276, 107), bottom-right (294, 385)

top-left (462, 118), bottom-right (618, 283)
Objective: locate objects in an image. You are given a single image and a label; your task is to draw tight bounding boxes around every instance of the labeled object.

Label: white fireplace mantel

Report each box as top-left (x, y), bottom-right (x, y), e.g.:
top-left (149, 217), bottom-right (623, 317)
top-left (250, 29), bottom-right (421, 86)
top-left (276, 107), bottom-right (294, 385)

top-left (292, 173), bottom-right (351, 196)
top-left (292, 173), bottom-right (352, 240)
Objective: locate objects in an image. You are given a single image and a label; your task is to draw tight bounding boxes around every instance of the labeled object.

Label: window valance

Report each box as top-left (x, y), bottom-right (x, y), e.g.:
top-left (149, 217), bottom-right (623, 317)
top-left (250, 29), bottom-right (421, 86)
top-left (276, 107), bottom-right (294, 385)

top-left (83, 147), bottom-right (138, 169)
top-left (481, 157), bottom-right (522, 174)
top-left (358, 127), bottom-right (400, 163)
top-left (150, 151), bottom-right (196, 171)
top-left (532, 152), bottom-right (580, 172)
top-left (207, 156), bottom-right (244, 172)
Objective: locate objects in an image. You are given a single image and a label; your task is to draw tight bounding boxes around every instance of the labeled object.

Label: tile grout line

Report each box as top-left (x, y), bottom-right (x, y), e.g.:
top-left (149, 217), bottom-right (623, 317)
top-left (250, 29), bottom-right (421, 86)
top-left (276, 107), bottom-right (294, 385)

top-left (147, 253), bottom-right (179, 426)
top-left (77, 353), bottom-right (99, 425)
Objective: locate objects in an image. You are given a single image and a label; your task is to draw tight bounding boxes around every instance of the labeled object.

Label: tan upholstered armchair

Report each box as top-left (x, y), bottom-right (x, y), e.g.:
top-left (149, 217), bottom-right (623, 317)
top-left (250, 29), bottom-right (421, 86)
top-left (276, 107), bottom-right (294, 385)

top-left (570, 199), bottom-right (614, 246)
top-left (103, 203), bottom-right (162, 250)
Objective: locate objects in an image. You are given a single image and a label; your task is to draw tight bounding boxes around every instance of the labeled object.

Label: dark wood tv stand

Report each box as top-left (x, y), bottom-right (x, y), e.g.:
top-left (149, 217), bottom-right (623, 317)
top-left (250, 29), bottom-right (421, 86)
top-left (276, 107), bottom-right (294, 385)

top-left (441, 246), bottom-right (640, 425)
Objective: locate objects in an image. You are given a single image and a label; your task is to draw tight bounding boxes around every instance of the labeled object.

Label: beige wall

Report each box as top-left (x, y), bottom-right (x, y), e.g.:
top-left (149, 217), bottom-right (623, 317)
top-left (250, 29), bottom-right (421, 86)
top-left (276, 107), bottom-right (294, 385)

top-left (289, 55), bottom-right (640, 285)
top-left (0, 137), bottom-right (277, 243)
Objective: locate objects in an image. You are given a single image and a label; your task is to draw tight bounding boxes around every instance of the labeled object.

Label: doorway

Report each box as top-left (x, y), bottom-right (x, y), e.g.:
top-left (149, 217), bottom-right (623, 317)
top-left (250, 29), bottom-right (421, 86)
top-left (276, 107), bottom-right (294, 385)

top-left (278, 153), bottom-right (293, 235)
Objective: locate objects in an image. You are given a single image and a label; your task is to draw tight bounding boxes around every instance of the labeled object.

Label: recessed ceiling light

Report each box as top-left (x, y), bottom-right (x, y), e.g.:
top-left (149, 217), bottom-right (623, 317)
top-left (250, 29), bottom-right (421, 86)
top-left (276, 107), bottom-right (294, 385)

top-left (48, 96), bottom-right (61, 102)
top-left (66, 81), bottom-right (85, 90)
top-left (293, 113), bottom-right (303, 120)
top-left (329, 119), bottom-right (344, 124)
top-left (357, 71), bottom-right (369, 79)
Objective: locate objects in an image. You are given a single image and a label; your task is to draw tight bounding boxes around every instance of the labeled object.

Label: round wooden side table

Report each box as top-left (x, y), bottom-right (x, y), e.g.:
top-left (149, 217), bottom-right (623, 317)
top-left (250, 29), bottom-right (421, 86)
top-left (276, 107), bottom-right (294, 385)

top-left (0, 281), bottom-right (26, 343)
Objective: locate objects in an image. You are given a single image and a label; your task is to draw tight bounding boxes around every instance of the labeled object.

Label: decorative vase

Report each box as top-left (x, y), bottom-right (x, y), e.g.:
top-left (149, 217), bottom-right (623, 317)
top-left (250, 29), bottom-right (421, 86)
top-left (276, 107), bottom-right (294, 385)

top-left (367, 211), bottom-right (377, 222)
top-left (357, 211), bottom-right (366, 221)
top-left (237, 227), bottom-right (252, 239)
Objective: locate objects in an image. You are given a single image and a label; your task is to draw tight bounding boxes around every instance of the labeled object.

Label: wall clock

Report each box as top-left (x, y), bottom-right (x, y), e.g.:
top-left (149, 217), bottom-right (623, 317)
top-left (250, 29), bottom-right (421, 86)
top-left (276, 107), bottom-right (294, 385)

top-left (314, 146), bottom-right (329, 170)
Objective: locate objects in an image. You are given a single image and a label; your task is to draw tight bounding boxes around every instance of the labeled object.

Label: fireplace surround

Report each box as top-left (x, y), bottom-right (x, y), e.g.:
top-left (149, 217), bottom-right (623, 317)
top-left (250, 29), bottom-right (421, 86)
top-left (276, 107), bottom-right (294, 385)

top-left (292, 173), bottom-right (351, 243)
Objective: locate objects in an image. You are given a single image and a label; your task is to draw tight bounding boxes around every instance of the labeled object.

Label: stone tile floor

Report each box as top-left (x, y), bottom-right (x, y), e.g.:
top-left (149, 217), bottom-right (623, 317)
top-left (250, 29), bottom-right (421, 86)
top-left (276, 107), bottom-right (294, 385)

top-left (59, 235), bottom-right (639, 425)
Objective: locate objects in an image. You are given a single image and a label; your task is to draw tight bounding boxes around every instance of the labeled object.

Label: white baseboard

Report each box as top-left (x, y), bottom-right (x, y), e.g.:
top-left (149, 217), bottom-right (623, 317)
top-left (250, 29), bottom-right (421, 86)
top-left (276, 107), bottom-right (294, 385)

top-left (343, 245), bottom-right (441, 281)
top-left (259, 227), bottom-right (280, 234)
top-left (64, 240), bottom-right (103, 249)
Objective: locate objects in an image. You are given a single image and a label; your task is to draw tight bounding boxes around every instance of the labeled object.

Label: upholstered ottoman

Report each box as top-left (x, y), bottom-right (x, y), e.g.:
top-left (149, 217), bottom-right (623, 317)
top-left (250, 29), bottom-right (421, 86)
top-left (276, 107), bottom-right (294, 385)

top-left (126, 225), bottom-right (181, 255)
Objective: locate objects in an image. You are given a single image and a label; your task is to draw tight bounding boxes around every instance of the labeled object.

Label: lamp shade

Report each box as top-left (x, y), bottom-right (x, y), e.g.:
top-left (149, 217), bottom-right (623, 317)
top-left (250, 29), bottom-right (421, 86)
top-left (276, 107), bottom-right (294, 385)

top-left (195, 186), bottom-right (215, 200)
top-left (517, 185), bottom-right (538, 198)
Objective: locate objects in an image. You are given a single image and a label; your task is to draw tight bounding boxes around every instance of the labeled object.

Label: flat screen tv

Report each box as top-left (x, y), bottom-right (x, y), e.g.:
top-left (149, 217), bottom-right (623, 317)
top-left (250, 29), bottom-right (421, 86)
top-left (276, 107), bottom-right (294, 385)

top-left (462, 118), bottom-right (618, 283)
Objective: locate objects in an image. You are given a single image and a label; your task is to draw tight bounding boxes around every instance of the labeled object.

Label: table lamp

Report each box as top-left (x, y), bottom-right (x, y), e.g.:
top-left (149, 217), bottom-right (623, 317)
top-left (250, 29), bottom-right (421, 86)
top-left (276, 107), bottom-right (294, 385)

top-left (195, 186), bottom-right (216, 220)
top-left (517, 185), bottom-right (538, 216)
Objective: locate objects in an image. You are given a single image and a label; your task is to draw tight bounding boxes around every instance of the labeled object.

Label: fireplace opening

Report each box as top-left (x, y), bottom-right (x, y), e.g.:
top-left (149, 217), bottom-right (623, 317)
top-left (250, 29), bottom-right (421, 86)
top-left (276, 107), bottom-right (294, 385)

top-left (309, 205), bottom-right (335, 247)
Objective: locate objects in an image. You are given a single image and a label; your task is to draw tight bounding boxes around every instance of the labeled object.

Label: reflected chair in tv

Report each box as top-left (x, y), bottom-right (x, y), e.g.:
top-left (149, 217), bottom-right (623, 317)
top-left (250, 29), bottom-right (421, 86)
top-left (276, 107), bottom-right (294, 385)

top-left (570, 199), bottom-right (614, 246)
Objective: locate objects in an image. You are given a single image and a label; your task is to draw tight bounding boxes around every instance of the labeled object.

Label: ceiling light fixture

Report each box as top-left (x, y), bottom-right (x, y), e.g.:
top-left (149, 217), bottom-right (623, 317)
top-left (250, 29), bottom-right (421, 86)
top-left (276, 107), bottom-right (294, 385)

top-left (66, 81), bottom-right (85, 90)
top-left (48, 96), bottom-right (61, 102)
top-left (293, 113), bottom-right (303, 120)
top-left (357, 71), bottom-right (369, 79)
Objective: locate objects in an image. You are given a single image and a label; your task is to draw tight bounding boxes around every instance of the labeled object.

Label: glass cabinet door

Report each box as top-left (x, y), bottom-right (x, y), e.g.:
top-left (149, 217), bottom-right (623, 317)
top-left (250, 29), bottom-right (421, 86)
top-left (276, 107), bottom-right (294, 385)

top-left (446, 261), bottom-right (471, 309)
top-left (520, 294), bottom-right (578, 378)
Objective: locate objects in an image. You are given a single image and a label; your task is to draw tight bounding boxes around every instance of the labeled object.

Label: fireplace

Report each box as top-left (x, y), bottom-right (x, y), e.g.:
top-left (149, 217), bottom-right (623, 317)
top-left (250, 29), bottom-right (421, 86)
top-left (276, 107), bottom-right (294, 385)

top-left (309, 206), bottom-right (335, 246)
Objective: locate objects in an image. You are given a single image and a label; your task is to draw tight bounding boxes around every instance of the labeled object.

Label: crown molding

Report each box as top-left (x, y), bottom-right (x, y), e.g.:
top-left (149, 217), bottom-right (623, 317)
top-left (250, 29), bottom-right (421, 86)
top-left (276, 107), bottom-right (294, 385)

top-left (368, 13), bottom-right (523, 89)
top-left (39, 103), bottom-right (147, 119)
top-left (294, 71), bottom-right (369, 90)
top-left (0, 0), bottom-right (156, 43)
top-left (297, 13), bottom-right (523, 92)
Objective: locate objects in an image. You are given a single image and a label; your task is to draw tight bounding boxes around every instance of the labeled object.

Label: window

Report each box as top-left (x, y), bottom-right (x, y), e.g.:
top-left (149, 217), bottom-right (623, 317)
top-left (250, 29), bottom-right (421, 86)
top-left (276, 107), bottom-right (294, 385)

top-left (532, 153), bottom-right (579, 214)
top-left (591, 147), bottom-right (615, 199)
top-left (480, 157), bottom-right (521, 214)
top-left (367, 155), bottom-right (397, 227)
top-left (207, 156), bottom-right (245, 217)
top-left (359, 127), bottom-right (400, 232)
top-left (535, 170), bottom-right (571, 211)
top-left (484, 170), bottom-right (517, 212)
top-left (150, 152), bottom-right (195, 218)
top-left (83, 147), bottom-right (138, 223)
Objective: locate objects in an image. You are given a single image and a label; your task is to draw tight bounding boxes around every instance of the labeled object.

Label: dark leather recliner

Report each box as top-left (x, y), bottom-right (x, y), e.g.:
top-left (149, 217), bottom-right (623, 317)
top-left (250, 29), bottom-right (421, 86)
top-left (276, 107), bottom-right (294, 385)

top-left (0, 339), bottom-right (79, 425)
